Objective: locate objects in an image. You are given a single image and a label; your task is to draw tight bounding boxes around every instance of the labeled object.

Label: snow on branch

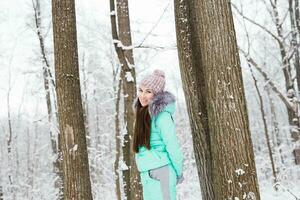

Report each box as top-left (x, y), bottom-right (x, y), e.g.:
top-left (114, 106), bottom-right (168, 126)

top-left (239, 48), bottom-right (297, 114)
top-left (112, 39), bottom-right (133, 50)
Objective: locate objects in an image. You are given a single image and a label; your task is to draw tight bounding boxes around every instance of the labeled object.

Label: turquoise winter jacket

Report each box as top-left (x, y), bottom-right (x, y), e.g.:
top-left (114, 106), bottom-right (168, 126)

top-left (133, 91), bottom-right (184, 177)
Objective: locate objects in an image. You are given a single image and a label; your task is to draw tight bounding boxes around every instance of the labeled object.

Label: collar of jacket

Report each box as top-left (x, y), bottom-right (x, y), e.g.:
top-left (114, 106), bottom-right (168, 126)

top-left (132, 90), bottom-right (176, 118)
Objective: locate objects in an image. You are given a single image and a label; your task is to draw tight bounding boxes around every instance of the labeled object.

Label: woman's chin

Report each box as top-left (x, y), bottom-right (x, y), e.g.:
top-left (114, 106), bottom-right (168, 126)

top-left (141, 102), bottom-right (148, 107)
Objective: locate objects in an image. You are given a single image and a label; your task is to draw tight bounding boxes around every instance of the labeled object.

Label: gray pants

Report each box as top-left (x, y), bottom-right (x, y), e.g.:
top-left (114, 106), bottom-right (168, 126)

top-left (148, 165), bottom-right (170, 200)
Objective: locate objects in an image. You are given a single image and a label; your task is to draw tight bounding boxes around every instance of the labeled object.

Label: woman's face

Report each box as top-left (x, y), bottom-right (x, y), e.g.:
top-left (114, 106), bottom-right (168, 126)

top-left (138, 85), bottom-right (154, 107)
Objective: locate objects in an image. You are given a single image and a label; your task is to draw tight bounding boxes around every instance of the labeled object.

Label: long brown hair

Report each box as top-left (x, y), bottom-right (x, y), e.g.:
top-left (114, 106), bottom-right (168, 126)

top-left (132, 99), bottom-right (151, 153)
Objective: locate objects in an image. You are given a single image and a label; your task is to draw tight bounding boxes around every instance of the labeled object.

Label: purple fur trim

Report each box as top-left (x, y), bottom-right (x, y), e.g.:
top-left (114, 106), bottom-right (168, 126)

top-left (132, 91), bottom-right (176, 118)
top-left (149, 91), bottom-right (175, 118)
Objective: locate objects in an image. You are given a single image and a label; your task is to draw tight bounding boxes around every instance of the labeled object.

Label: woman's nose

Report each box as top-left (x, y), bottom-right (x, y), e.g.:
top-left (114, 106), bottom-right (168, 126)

top-left (139, 94), bottom-right (144, 99)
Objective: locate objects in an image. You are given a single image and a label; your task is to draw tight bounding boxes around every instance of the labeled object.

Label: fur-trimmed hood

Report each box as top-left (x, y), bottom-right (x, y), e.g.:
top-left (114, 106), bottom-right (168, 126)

top-left (132, 91), bottom-right (176, 118)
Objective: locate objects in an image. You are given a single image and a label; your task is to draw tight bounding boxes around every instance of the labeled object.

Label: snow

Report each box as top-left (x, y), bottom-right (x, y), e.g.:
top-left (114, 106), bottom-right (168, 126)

top-left (110, 11), bottom-right (116, 16)
top-left (0, 0), bottom-right (299, 199)
top-left (112, 39), bottom-right (134, 50)
top-left (235, 168), bottom-right (246, 176)
top-left (119, 160), bottom-right (129, 171)
top-left (70, 144), bottom-right (78, 152)
top-left (125, 71), bottom-right (134, 82)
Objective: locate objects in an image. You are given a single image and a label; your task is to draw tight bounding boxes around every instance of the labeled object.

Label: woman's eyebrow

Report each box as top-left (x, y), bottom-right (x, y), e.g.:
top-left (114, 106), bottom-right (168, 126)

top-left (138, 88), bottom-right (151, 92)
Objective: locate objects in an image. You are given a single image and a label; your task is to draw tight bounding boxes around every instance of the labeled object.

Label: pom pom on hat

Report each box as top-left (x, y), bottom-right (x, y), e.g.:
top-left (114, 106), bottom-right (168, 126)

top-left (140, 69), bottom-right (166, 94)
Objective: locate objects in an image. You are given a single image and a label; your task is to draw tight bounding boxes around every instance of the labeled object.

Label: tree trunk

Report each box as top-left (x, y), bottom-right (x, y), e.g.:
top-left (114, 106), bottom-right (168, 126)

top-left (266, 85), bottom-right (285, 176)
top-left (174, 0), bottom-right (261, 199)
top-left (6, 55), bottom-right (15, 200)
top-left (288, 0), bottom-right (300, 149)
top-left (80, 52), bottom-right (90, 147)
top-left (114, 70), bottom-right (122, 200)
top-left (174, 0), bottom-right (214, 199)
top-left (51, 0), bottom-right (93, 199)
top-left (109, 0), bottom-right (141, 199)
top-left (32, 0), bottom-right (64, 198)
top-left (248, 64), bottom-right (278, 188)
top-left (289, 0), bottom-right (300, 96)
top-left (116, 0), bottom-right (141, 198)
top-left (270, 0), bottom-right (300, 161)
top-left (0, 186), bottom-right (2, 200)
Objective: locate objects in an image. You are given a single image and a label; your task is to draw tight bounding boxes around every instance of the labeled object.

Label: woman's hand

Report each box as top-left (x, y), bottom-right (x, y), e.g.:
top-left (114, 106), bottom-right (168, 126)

top-left (176, 174), bottom-right (184, 184)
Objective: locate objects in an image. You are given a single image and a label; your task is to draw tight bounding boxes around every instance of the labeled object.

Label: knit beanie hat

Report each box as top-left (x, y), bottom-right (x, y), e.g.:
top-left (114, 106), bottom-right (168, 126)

top-left (140, 69), bottom-right (166, 95)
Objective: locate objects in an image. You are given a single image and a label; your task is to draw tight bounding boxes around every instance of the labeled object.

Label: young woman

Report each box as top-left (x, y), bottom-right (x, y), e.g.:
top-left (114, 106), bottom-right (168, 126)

top-left (132, 69), bottom-right (184, 200)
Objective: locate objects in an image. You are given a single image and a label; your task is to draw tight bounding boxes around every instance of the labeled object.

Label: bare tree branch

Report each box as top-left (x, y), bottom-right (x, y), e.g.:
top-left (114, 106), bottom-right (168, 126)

top-left (136, 2), bottom-right (170, 48)
top-left (239, 47), bottom-right (296, 114)
top-left (231, 3), bottom-right (281, 43)
top-left (134, 44), bottom-right (177, 50)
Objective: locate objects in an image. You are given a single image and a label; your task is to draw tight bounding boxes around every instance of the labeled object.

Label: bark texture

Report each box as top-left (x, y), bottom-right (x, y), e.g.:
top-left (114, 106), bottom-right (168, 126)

top-left (174, 0), bottom-right (261, 199)
top-left (52, 0), bottom-right (93, 199)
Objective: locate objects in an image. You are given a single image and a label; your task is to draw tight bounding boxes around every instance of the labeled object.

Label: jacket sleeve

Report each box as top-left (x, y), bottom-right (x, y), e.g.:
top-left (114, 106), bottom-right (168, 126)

top-left (157, 112), bottom-right (183, 177)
